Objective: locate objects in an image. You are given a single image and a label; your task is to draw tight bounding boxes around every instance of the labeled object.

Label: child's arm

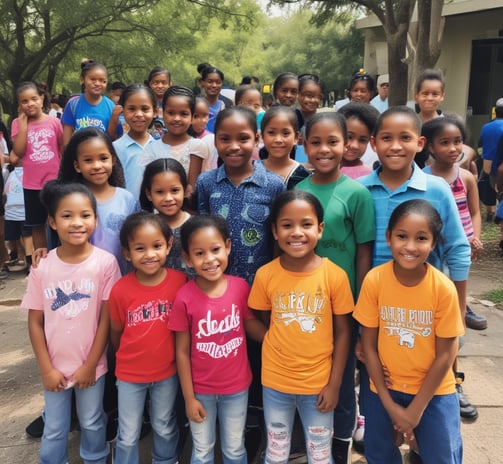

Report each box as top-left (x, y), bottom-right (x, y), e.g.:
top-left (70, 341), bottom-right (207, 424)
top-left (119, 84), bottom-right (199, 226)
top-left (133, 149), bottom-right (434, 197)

top-left (244, 317), bottom-right (267, 343)
top-left (12, 114), bottom-right (28, 157)
top-left (461, 168), bottom-right (483, 258)
top-left (317, 313), bottom-right (351, 413)
top-left (356, 241), bottom-right (373, 292)
top-left (110, 319), bottom-right (123, 352)
top-left (72, 300), bottom-right (110, 389)
top-left (252, 309), bottom-right (270, 329)
top-left (62, 124), bottom-right (75, 147)
top-left (107, 105), bottom-right (123, 140)
top-left (28, 309), bottom-right (67, 391)
top-left (187, 154), bottom-right (203, 198)
top-left (402, 336), bottom-right (458, 433)
top-left (175, 331), bottom-right (207, 423)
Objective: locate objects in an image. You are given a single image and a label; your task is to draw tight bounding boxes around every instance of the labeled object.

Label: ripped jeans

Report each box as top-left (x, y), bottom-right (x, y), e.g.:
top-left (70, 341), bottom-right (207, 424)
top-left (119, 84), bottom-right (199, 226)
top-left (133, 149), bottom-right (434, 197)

top-left (263, 387), bottom-right (334, 464)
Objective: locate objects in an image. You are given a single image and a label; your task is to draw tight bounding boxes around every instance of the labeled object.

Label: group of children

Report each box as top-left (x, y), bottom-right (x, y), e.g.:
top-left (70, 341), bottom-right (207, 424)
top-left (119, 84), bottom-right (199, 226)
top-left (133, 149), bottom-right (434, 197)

top-left (0, 62), bottom-right (485, 464)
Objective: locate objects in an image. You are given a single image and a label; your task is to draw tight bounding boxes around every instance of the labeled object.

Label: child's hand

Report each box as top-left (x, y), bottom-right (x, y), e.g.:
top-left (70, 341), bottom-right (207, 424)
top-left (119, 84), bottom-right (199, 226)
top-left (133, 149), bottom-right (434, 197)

top-left (31, 248), bottom-right (48, 268)
top-left (17, 111), bottom-right (28, 123)
top-left (72, 363), bottom-right (97, 389)
top-left (185, 398), bottom-right (207, 423)
top-left (112, 105), bottom-right (123, 118)
top-left (470, 237), bottom-right (483, 260)
top-left (41, 368), bottom-right (67, 392)
top-left (354, 339), bottom-right (365, 362)
top-left (316, 384), bottom-right (339, 413)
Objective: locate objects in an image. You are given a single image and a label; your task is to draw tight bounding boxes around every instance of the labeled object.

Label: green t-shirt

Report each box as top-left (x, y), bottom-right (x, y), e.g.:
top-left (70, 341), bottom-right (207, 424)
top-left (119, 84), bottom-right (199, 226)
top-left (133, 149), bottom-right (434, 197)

top-left (296, 174), bottom-right (375, 296)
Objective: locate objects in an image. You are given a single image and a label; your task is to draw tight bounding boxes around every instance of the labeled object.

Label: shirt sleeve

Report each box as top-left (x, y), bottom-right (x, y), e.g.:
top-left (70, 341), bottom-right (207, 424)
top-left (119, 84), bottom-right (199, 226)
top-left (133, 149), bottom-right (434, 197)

top-left (248, 267), bottom-right (270, 311)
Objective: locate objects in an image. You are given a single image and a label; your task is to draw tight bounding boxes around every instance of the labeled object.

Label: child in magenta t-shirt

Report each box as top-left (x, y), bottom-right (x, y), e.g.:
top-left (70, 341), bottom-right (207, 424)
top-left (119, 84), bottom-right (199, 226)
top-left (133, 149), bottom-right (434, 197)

top-left (22, 181), bottom-right (121, 464)
top-left (169, 214), bottom-right (266, 464)
top-left (109, 211), bottom-right (187, 463)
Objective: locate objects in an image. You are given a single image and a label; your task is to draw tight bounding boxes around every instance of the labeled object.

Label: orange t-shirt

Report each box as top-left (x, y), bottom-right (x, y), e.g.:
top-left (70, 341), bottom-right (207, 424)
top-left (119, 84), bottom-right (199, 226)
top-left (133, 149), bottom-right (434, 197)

top-left (354, 261), bottom-right (464, 395)
top-left (248, 257), bottom-right (354, 395)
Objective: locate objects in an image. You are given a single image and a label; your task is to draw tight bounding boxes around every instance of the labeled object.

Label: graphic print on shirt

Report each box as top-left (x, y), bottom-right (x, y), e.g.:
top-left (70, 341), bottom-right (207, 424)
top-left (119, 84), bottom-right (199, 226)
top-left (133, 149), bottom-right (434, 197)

top-left (196, 304), bottom-right (244, 359)
top-left (28, 128), bottom-right (56, 164)
top-left (272, 287), bottom-right (326, 333)
top-left (44, 278), bottom-right (94, 318)
top-left (381, 305), bottom-right (433, 348)
top-left (127, 299), bottom-right (170, 327)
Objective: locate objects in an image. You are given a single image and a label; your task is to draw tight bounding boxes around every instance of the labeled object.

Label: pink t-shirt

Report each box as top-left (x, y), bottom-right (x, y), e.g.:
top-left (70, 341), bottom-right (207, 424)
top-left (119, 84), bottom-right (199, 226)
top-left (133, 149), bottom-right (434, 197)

top-left (109, 269), bottom-right (187, 383)
top-left (21, 247), bottom-right (121, 385)
top-left (11, 115), bottom-right (63, 189)
top-left (169, 276), bottom-right (253, 395)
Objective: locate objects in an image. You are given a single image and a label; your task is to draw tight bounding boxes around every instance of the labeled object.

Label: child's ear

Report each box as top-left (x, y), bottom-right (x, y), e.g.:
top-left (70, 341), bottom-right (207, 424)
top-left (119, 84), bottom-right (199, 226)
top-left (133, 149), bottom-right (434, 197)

top-left (417, 135), bottom-right (426, 151)
top-left (145, 188), bottom-right (152, 202)
top-left (166, 236), bottom-right (174, 256)
top-left (370, 136), bottom-right (377, 152)
top-left (294, 131), bottom-right (300, 145)
top-left (122, 247), bottom-right (131, 262)
top-left (272, 223), bottom-right (278, 241)
top-left (385, 229), bottom-right (391, 247)
top-left (182, 251), bottom-right (193, 268)
top-left (47, 216), bottom-right (57, 231)
top-left (225, 238), bottom-right (232, 256)
top-left (318, 221), bottom-right (324, 239)
top-left (254, 132), bottom-right (260, 146)
top-left (73, 160), bottom-right (81, 173)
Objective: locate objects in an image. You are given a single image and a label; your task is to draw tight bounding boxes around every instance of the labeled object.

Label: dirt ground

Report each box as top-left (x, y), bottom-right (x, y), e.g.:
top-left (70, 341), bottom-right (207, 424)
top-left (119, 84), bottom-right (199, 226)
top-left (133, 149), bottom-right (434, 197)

top-left (0, 228), bottom-right (501, 463)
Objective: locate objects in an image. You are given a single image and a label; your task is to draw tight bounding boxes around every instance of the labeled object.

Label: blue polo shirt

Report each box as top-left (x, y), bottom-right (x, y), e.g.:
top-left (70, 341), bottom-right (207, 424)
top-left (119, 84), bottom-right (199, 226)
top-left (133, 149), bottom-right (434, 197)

top-left (358, 163), bottom-right (471, 281)
top-left (196, 161), bottom-right (285, 284)
top-left (479, 118), bottom-right (503, 175)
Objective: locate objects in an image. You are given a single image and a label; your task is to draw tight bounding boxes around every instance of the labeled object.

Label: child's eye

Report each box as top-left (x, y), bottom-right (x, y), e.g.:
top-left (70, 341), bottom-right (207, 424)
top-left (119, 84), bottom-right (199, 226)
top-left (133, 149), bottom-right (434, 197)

top-left (212, 246), bottom-right (221, 253)
top-left (240, 135), bottom-right (251, 142)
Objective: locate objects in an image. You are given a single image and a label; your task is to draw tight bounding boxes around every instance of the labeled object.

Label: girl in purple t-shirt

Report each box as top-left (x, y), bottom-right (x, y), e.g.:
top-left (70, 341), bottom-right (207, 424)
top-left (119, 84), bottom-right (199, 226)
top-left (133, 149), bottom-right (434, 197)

top-left (169, 215), bottom-right (266, 464)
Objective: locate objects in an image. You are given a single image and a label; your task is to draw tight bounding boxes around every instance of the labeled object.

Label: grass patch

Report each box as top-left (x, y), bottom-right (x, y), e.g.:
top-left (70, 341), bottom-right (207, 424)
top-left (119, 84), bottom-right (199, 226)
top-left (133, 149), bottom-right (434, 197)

top-left (480, 289), bottom-right (503, 304)
top-left (481, 221), bottom-right (500, 242)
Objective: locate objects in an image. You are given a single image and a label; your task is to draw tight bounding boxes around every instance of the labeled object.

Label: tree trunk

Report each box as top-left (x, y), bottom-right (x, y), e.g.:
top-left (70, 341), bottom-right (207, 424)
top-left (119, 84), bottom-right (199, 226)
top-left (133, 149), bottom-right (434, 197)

top-left (387, 29), bottom-right (410, 106)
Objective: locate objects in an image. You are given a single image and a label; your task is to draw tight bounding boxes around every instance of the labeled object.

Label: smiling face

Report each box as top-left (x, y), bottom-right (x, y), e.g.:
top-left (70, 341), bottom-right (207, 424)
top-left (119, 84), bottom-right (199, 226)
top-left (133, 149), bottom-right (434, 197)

top-left (192, 100), bottom-right (210, 134)
top-left (428, 123), bottom-right (463, 167)
top-left (298, 81), bottom-right (322, 115)
top-left (48, 193), bottom-right (96, 247)
top-left (183, 226), bottom-right (231, 286)
top-left (349, 80), bottom-right (372, 103)
top-left (415, 79), bottom-right (445, 115)
top-left (275, 78), bottom-right (299, 107)
top-left (214, 113), bottom-right (258, 173)
top-left (272, 199), bottom-right (323, 262)
top-left (18, 88), bottom-right (44, 119)
top-left (239, 89), bottom-right (263, 114)
top-left (344, 117), bottom-right (371, 164)
top-left (371, 113), bottom-right (425, 176)
top-left (162, 96), bottom-right (192, 136)
top-left (81, 67), bottom-right (107, 99)
top-left (304, 119), bottom-right (345, 183)
top-left (124, 222), bottom-right (171, 283)
top-left (386, 212), bottom-right (435, 280)
top-left (262, 113), bottom-right (298, 161)
top-left (74, 138), bottom-right (114, 188)
top-left (149, 72), bottom-right (171, 102)
top-left (202, 72), bottom-right (223, 98)
top-left (122, 90), bottom-right (155, 137)
top-left (145, 170), bottom-right (185, 220)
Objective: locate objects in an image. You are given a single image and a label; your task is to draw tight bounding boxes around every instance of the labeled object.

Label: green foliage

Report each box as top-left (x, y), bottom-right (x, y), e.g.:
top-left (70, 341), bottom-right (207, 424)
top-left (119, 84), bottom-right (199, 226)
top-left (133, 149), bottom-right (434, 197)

top-left (480, 289), bottom-right (503, 305)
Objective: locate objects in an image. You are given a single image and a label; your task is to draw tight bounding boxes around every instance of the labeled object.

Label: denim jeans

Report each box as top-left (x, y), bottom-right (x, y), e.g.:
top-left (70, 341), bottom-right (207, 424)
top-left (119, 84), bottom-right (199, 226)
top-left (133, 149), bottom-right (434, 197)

top-left (364, 389), bottom-right (462, 464)
top-left (115, 375), bottom-right (179, 464)
top-left (190, 389), bottom-right (248, 464)
top-left (40, 374), bottom-right (108, 464)
top-left (263, 386), bottom-right (334, 464)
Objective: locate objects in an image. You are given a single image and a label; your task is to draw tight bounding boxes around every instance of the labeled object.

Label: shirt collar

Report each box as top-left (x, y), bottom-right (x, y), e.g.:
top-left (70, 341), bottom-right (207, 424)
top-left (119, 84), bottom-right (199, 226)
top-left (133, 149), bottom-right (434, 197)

top-left (215, 160), bottom-right (266, 186)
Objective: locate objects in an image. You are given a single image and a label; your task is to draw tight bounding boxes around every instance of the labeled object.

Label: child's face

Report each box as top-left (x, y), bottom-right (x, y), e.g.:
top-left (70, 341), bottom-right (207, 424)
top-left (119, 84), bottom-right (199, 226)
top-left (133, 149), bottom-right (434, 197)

top-left (344, 117), bottom-right (371, 163)
top-left (429, 124), bottom-right (463, 165)
top-left (415, 79), bottom-right (445, 114)
top-left (183, 226), bottom-right (231, 285)
top-left (202, 73), bottom-right (223, 98)
top-left (74, 138), bottom-right (114, 187)
top-left (272, 199), bottom-right (323, 260)
top-left (192, 102), bottom-right (210, 134)
top-left (109, 89), bottom-right (123, 104)
top-left (262, 113), bottom-right (298, 161)
top-left (124, 223), bottom-right (171, 282)
top-left (81, 68), bottom-right (107, 99)
top-left (163, 96), bottom-right (192, 136)
top-left (349, 80), bottom-right (372, 103)
top-left (386, 213), bottom-right (435, 275)
top-left (371, 114), bottom-right (425, 174)
top-left (48, 193), bottom-right (96, 245)
top-left (298, 82), bottom-right (322, 114)
top-left (275, 79), bottom-right (299, 106)
top-left (304, 119), bottom-right (345, 182)
top-left (122, 91), bottom-right (155, 136)
top-left (239, 90), bottom-right (262, 114)
top-left (18, 89), bottom-right (43, 119)
top-left (215, 114), bottom-right (258, 171)
top-left (149, 73), bottom-right (171, 101)
top-left (146, 171), bottom-right (185, 219)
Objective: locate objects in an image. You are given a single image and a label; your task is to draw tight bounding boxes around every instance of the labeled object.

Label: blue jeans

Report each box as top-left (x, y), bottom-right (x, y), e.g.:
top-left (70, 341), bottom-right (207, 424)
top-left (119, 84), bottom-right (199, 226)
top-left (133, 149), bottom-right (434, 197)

top-left (115, 375), bottom-right (179, 464)
top-left (263, 387), bottom-right (334, 464)
top-left (365, 389), bottom-right (462, 464)
top-left (190, 389), bottom-right (248, 464)
top-left (40, 375), bottom-right (108, 464)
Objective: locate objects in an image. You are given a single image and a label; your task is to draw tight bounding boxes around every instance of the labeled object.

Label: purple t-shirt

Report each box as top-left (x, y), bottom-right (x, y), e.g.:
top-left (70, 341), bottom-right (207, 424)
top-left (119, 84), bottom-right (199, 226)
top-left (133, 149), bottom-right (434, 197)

top-left (169, 275), bottom-right (253, 394)
top-left (22, 247), bottom-right (121, 386)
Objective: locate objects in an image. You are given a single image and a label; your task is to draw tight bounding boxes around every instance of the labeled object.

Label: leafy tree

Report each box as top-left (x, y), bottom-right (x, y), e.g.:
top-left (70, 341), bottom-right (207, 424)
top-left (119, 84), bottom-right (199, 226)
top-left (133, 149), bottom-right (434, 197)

top-left (270, 0), bottom-right (446, 105)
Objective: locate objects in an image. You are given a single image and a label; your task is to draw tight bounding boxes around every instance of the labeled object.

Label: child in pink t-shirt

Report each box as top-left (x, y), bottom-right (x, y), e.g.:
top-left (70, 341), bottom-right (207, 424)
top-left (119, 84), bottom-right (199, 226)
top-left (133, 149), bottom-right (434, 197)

top-left (11, 81), bottom-right (63, 249)
top-left (22, 181), bottom-right (121, 464)
top-left (169, 215), bottom-right (266, 463)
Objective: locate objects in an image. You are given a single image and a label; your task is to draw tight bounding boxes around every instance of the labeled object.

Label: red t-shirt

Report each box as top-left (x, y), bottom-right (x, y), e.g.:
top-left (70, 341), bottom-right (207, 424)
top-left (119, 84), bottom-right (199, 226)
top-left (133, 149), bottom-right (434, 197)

top-left (109, 269), bottom-right (187, 382)
top-left (169, 276), bottom-right (253, 395)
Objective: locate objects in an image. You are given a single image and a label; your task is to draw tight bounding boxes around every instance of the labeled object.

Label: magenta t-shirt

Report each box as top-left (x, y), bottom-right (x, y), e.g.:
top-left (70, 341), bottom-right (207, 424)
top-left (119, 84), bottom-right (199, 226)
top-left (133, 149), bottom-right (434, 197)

top-left (11, 115), bottom-right (63, 189)
top-left (169, 275), bottom-right (253, 395)
top-left (21, 247), bottom-right (121, 386)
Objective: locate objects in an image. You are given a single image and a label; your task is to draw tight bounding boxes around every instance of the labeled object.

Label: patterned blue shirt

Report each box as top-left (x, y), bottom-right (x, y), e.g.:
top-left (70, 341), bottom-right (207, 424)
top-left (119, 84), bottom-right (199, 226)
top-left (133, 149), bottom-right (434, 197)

top-left (196, 161), bottom-right (285, 284)
top-left (358, 163), bottom-right (471, 281)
